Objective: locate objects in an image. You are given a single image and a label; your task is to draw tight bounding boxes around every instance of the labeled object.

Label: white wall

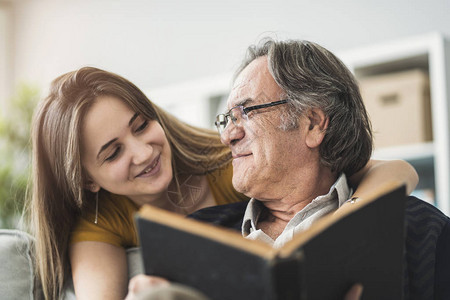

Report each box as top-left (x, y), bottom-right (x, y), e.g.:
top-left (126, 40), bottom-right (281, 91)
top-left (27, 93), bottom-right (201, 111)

top-left (8, 0), bottom-right (450, 102)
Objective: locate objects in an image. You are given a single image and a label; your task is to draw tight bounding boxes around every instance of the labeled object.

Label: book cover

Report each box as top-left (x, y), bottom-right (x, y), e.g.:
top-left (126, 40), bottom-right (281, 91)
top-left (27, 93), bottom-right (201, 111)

top-left (136, 182), bottom-right (406, 300)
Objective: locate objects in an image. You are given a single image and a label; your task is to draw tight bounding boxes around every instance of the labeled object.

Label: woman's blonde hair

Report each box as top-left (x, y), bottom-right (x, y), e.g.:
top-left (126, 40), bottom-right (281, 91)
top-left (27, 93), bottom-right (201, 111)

top-left (29, 67), bottom-right (230, 299)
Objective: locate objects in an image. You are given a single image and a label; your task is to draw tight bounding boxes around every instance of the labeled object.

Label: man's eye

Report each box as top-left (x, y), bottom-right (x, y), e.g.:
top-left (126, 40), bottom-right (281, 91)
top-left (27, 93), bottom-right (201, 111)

top-left (105, 147), bottom-right (120, 162)
top-left (136, 120), bottom-right (149, 132)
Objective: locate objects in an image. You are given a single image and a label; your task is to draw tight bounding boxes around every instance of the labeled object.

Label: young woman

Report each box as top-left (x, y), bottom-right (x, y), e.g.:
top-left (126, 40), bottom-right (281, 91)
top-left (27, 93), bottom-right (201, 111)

top-left (29, 67), bottom-right (418, 300)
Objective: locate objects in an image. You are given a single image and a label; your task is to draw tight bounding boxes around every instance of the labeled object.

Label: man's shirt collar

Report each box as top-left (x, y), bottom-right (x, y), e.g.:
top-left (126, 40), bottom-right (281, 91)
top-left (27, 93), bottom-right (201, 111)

top-left (242, 173), bottom-right (351, 248)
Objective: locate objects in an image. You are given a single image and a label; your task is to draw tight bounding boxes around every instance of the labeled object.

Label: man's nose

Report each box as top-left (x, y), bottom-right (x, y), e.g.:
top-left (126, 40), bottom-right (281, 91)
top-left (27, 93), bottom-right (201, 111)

top-left (220, 121), bottom-right (244, 146)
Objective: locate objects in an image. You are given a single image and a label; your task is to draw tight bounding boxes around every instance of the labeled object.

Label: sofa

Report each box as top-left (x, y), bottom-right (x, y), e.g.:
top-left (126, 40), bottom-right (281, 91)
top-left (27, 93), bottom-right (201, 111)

top-left (0, 229), bottom-right (143, 300)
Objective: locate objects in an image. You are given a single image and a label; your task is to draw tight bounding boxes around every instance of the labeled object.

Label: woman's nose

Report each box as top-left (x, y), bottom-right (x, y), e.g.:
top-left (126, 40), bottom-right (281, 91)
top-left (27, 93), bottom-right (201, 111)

top-left (131, 140), bottom-right (153, 165)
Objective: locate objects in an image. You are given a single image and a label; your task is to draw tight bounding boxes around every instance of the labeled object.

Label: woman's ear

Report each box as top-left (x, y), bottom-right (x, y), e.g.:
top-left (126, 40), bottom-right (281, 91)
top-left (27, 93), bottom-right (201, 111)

top-left (305, 108), bottom-right (329, 149)
top-left (84, 180), bottom-right (101, 193)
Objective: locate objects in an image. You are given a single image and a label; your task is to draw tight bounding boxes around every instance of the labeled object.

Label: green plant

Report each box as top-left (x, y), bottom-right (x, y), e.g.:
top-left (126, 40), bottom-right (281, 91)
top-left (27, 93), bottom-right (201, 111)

top-left (0, 84), bottom-right (39, 228)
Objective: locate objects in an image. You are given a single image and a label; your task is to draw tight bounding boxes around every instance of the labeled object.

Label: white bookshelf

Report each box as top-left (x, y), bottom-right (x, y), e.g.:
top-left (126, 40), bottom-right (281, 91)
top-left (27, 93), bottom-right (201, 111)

top-left (145, 73), bottom-right (232, 130)
top-left (372, 142), bottom-right (434, 161)
top-left (339, 32), bottom-right (450, 215)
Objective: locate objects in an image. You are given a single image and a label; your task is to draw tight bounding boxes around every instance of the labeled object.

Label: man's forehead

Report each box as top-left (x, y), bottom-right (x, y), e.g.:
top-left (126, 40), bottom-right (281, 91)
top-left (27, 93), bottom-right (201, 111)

top-left (226, 56), bottom-right (282, 109)
top-left (226, 75), bottom-right (283, 109)
top-left (227, 80), bottom-right (253, 108)
top-left (227, 77), bottom-right (270, 108)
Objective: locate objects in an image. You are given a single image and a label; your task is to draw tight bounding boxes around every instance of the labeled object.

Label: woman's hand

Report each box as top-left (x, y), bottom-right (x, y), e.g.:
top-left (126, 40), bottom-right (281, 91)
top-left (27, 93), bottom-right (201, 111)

top-left (349, 159), bottom-right (418, 199)
top-left (124, 275), bottom-right (362, 300)
top-left (125, 274), bottom-right (170, 300)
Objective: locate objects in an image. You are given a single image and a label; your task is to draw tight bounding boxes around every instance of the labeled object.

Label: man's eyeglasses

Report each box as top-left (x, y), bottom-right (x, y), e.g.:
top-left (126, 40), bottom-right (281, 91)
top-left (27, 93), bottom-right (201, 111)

top-left (214, 100), bottom-right (288, 134)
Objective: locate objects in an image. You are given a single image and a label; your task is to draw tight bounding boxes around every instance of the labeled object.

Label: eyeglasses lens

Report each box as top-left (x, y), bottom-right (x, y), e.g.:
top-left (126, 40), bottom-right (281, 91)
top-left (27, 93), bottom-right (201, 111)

top-left (215, 114), bottom-right (227, 134)
top-left (215, 106), bottom-right (246, 134)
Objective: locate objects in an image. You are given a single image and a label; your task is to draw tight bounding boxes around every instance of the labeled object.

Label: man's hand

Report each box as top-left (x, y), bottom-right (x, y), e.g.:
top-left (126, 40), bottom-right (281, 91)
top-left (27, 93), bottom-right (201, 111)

top-left (344, 284), bottom-right (364, 300)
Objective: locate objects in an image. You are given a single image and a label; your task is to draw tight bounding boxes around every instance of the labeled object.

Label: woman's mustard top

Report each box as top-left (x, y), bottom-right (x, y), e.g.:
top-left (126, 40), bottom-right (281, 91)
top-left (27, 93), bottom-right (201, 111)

top-left (70, 163), bottom-right (248, 247)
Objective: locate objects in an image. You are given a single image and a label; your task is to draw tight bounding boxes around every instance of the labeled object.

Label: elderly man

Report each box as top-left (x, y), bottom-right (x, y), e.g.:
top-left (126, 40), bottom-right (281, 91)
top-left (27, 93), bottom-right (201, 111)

top-left (127, 38), bottom-right (450, 299)
top-left (194, 38), bottom-right (450, 299)
top-left (214, 39), bottom-right (372, 247)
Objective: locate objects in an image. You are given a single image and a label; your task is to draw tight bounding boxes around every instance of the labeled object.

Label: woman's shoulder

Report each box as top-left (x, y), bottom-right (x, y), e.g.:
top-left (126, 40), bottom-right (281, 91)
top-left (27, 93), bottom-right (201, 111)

top-left (70, 191), bottom-right (139, 247)
top-left (81, 191), bottom-right (138, 223)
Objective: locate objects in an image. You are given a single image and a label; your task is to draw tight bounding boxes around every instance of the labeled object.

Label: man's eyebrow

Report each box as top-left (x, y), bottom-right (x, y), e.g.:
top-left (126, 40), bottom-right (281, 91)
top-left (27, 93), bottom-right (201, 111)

top-left (228, 98), bottom-right (253, 110)
top-left (96, 113), bottom-right (139, 160)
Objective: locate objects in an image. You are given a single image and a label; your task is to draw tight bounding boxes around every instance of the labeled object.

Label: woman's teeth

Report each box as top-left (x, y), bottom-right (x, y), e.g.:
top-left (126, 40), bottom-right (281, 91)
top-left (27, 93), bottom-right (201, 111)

top-left (143, 158), bottom-right (158, 174)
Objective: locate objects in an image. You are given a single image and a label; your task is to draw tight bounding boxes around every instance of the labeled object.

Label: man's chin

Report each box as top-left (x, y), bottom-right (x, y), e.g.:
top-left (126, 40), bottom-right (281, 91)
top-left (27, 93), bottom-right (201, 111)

top-left (232, 177), bottom-right (247, 193)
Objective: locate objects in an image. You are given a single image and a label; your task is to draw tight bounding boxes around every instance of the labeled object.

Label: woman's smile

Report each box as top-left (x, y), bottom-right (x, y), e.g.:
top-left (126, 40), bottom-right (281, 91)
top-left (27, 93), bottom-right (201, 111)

top-left (135, 155), bottom-right (161, 178)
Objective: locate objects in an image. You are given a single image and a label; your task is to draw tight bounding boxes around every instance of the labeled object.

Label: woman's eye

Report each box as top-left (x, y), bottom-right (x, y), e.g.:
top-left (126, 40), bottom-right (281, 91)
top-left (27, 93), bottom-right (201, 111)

top-left (136, 120), bottom-right (149, 133)
top-left (105, 147), bottom-right (121, 162)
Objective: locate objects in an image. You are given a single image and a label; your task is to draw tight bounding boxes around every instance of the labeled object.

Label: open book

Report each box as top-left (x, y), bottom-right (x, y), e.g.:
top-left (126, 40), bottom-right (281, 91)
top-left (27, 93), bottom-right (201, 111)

top-left (136, 182), bottom-right (406, 300)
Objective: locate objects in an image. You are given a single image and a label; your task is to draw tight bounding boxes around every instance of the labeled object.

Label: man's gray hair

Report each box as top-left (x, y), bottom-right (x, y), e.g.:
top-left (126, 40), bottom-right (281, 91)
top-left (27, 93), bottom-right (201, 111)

top-left (235, 38), bottom-right (373, 176)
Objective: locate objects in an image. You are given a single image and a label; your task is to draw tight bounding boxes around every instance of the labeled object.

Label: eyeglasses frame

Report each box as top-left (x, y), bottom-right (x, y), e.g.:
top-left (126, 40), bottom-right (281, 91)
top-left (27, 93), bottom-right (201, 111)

top-left (215, 99), bottom-right (288, 134)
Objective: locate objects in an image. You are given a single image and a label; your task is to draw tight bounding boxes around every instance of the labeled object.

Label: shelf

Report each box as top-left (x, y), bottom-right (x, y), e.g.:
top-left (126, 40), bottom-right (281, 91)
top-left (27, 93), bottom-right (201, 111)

top-left (337, 32), bottom-right (440, 70)
top-left (339, 32), bottom-right (450, 215)
top-left (372, 142), bottom-right (434, 161)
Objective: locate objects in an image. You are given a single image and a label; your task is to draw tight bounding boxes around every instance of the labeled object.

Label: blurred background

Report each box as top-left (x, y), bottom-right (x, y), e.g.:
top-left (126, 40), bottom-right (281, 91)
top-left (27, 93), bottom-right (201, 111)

top-left (1, 0), bottom-right (450, 227)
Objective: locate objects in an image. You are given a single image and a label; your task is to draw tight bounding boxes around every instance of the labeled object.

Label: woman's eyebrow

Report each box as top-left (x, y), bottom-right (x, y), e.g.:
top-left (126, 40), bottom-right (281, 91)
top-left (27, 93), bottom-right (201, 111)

top-left (128, 112), bottom-right (139, 126)
top-left (97, 138), bottom-right (118, 159)
top-left (96, 113), bottom-right (139, 159)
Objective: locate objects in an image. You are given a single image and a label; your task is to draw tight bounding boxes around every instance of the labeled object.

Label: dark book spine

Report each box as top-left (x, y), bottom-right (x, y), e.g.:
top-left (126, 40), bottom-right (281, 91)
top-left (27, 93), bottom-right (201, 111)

top-left (270, 250), bottom-right (304, 300)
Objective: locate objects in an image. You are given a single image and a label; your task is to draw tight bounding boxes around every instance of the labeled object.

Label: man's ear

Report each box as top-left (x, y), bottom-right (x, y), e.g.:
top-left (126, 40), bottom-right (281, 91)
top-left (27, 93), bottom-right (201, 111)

top-left (84, 179), bottom-right (101, 193)
top-left (305, 108), bottom-right (329, 149)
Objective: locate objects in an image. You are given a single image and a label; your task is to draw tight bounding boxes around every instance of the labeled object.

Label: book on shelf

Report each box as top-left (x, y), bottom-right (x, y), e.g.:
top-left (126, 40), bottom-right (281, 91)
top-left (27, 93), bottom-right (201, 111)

top-left (136, 182), bottom-right (406, 300)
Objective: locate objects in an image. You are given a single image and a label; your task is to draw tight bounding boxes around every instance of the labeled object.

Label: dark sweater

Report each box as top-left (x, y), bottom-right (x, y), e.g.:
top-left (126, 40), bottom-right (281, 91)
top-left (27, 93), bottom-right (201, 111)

top-left (189, 196), bottom-right (450, 299)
